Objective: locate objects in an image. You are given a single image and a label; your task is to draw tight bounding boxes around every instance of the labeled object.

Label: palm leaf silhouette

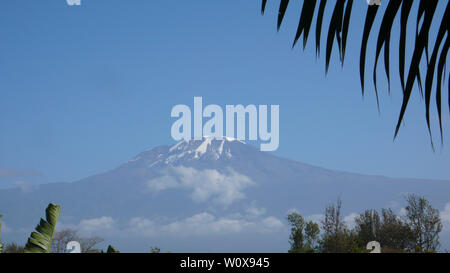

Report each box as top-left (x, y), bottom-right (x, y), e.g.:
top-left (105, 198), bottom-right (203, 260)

top-left (261, 0), bottom-right (449, 146)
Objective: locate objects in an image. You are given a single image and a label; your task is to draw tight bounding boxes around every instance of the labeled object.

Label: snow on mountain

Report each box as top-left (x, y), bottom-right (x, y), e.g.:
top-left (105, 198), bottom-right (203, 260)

top-left (135, 136), bottom-right (244, 166)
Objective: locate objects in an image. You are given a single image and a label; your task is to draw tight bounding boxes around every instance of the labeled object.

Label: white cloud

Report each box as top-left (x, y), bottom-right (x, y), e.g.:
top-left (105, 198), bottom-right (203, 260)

top-left (13, 181), bottom-right (35, 193)
top-left (54, 216), bottom-right (116, 238)
top-left (387, 200), bottom-right (400, 209)
top-left (128, 217), bottom-right (156, 237)
top-left (344, 213), bottom-right (359, 228)
top-left (246, 206), bottom-right (266, 217)
top-left (441, 203), bottom-right (450, 230)
top-left (127, 212), bottom-right (283, 237)
top-left (262, 216), bottom-right (284, 230)
top-left (56, 216), bottom-right (117, 236)
top-left (147, 167), bottom-right (255, 206)
top-left (286, 208), bottom-right (299, 215)
top-left (1, 221), bottom-right (13, 233)
top-left (305, 214), bottom-right (323, 223)
top-left (399, 207), bottom-right (407, 217)
top-left (289, 210), bottom-right (358, 228)
top-left (163, 212), bottom-right (246, 235)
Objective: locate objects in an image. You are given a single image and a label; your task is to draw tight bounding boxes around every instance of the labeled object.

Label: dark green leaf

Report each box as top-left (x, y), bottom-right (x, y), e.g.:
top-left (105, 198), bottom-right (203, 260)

top-left (399, 0), bottom-right (413, 92)
top-left (436, 37), bottom-right (449, 143)
top-left (341, 0), bottom-right (353, 65)
top-left (107, 245), bottom-right (120, 253)
top-left (374, 0), bottom-right (402, 96)
top-left (395, 1), bottom-right (438, 139)
top-left (262, 0), bottom-right (268, 14)
top-left (315, 0), bottom-right (327, 57)
top-left (326, 0), bottom-right (346, 73)
top-left (278, 0), bottom-right (290, 31)
top-left (293, 0), bottom-right (317, 49)
top-left (360, 5), bottom-right (379, 95)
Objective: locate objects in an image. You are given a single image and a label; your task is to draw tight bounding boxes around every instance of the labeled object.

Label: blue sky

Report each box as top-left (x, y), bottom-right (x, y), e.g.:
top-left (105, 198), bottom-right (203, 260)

top-left (0, 0), bottom-right (449, 188)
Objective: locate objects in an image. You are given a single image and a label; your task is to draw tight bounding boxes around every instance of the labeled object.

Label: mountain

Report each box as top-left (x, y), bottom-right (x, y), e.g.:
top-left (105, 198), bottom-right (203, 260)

top-left (1, 137), bottom-right (449, 252)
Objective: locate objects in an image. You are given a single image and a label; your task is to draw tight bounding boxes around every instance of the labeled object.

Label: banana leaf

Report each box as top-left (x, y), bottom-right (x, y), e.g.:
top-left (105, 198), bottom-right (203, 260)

top-left (24, 203), bottom-right (61, 253)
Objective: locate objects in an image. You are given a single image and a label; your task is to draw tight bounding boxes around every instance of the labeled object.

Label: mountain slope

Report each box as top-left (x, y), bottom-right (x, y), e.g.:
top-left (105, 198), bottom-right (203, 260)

top-left (1, 137), bottom-right (449, 252)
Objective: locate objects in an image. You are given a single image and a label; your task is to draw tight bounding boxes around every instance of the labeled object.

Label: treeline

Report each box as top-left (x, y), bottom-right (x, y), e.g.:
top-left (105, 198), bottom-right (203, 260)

top-left (287, 194), bottom-right (443, 253)
top-left (0, 194), bottom-right (445, 253)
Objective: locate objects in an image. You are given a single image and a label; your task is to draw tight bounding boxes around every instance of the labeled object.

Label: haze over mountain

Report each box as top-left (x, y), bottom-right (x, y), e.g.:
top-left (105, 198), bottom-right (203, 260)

top-left (1, 137), bottom-right (450, 252)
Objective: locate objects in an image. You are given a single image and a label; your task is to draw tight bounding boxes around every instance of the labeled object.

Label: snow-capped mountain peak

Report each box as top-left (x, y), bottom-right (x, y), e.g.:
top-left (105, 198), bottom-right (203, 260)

top-left (167, 136), bottom-right (245, 161)
top-left (170, 136), bottom-right (244, 154)
top-left (129, 136), bottom-right (249, 168)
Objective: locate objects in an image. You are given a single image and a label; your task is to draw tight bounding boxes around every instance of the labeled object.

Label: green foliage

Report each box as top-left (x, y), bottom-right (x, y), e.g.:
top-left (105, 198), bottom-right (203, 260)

top-left (319, 199), bottom-right (366, 253)
top-left (261, 1), bottom-right (450, 145)
top-left (354, 209), bottom-right (381, 245)
top-left (150, 246), bottom-right (161, 253)
top-left (290, 195), bottom-right (443, 253)
top-left (106, 245), bottom-right (119, 253)
top-left (287, 212), bottom-right (320, 253)
top-left (0, 214), bottom-right (3, 253)
top-left (378, 208), bottom-right (415, 251)
top-left (404, 194), bottom-right (443, 252)
top-left (354, 208), bottom-right (415, 252)
top-left (287, 212), bottom-right (305, 252)
top-left (24, 203), bottom-right (61, 253)
top-left (4, 242), bottom-right (24, 253)
top-left (304, 221), bottom-right (320, 250)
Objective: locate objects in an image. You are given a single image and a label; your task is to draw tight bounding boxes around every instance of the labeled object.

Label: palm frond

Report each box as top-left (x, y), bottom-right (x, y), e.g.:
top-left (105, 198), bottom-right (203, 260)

top-left (293, 0), bottom-right (317, 49)
top-left (277, 0), bottom-right (290, 31)
top-left (24, 203), bottom-right (61, 253)
top-left (425, 2), bottom-right (450, 146)
top-left (374, 0), bottom-right (402, 95)
top-left (315, 0), bottom-right (327, 57)
top-left (360, 4), bottom-right (379, 100)
top-left (399, 0), bottom-right (413, 92)
top-left (341, 0), bottom-right (353, 64)
top-left (395, 1), bottom-right (438, 140)
top-left (326, 0), bottom-right (346, 73)
top-left (262, 0), bottom-right (268, 14)
top-left (261, 0), bottom-right (449, 145)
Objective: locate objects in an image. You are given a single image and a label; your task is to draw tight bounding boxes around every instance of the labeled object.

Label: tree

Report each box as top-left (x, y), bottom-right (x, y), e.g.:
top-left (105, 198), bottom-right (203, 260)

top-left (287, 211), bottom-right (320, 253)
top-left (51, 228), bottom-right (77, 253)
top-left (354, 208), bottom-right (414, 252)
top-left (404, 194), bottom-right (443, 252)
top-left (319, 199), bottom-right (359, 253)
top-left (377, 208), bottom-right (414, 251)
top-left (287, 212), bottom-right (305, 252)
top-left (51, 228), bottom-right (104, 253)
top-left (261, 1), bottom-right (449, 145)
top-left (4, 243), bottom-right (25, 253)
top-left (304, 220), bottom-right (320, 251)
top-left (354, 209), bottom-right (381, 246)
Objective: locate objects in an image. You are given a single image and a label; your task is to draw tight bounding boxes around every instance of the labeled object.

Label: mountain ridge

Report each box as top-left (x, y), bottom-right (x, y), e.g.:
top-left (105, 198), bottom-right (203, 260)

top-left (1, 137), bottom-right (449, 252)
